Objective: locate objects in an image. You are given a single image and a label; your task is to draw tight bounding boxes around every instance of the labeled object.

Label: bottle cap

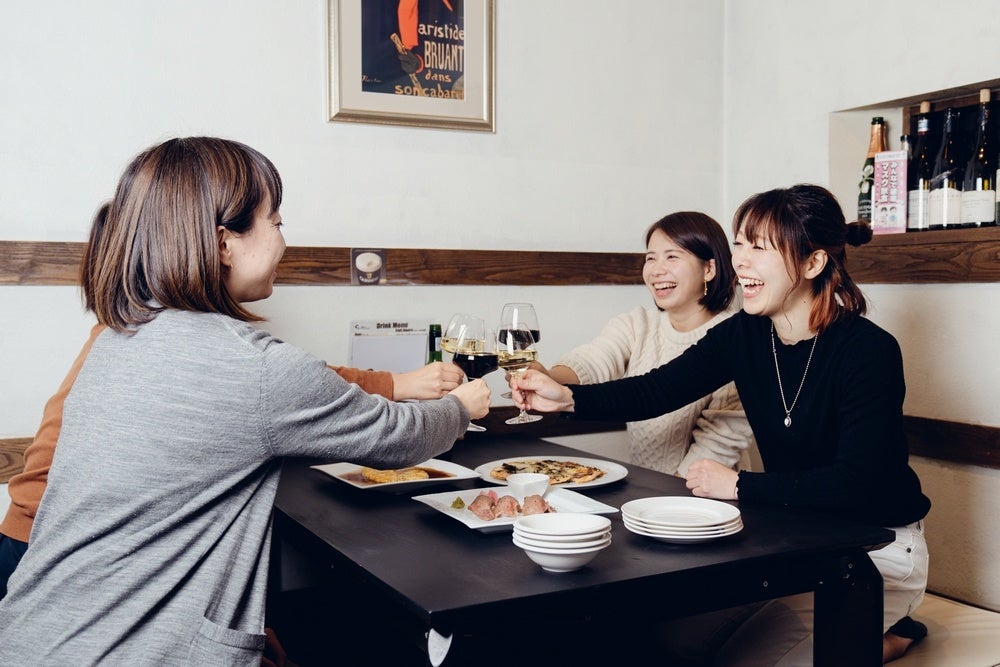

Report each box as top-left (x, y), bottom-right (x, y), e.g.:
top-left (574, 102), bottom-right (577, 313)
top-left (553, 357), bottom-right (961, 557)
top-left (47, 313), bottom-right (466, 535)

top-left (919, 101), bottom-right (931, 114)
top-left (980, 88), bottom-right (991, 104)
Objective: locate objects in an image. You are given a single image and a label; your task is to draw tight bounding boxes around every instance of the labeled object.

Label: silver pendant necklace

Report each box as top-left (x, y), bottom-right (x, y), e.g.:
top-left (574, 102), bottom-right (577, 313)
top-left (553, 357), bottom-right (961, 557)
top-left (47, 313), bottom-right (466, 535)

top-left (770, 323), bottom-right (818, 428)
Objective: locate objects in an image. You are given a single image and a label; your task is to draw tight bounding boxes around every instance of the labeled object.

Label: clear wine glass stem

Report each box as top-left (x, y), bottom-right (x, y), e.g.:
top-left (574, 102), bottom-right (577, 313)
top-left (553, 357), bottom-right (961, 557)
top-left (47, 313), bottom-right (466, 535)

top-left (505, 368), bottom-right (542, 425)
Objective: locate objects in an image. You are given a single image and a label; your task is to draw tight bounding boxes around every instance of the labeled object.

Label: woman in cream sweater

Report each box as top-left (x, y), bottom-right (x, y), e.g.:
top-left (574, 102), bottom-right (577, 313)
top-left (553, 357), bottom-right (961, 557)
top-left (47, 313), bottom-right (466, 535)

top-left (537, 211), bottom-right (755, 476)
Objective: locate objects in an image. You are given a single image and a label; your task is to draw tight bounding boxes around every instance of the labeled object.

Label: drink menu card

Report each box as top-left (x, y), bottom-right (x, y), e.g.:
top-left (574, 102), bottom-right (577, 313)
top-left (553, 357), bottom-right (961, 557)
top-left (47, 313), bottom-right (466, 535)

top-left (349, 319), bottom-right (432, 373)
top-left (872, 151), bottom-right (907, 234)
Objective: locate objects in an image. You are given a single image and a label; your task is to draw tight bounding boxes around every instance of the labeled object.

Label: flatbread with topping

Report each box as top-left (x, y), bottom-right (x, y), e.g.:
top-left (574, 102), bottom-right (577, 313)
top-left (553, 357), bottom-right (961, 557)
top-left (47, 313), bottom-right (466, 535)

top-left (489, 459), bottom-right (605, 485)
top-left (360, 466), bottom-right (430, 484)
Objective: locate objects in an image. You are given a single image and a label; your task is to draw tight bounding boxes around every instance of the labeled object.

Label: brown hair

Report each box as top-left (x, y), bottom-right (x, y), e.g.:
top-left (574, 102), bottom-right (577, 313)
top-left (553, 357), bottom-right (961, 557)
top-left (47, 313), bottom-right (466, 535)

top-left (82, 137), bottom-right (283, 332)
top-left (732, 184), bottom-right (866, 333)
top-left (645, 211), bottom-right (736, 313)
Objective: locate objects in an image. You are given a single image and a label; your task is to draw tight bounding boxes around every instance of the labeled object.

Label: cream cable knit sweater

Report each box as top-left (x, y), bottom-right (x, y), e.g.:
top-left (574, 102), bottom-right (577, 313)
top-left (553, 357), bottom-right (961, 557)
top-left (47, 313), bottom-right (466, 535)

top-left (556, 306), bottom-right (755, 476)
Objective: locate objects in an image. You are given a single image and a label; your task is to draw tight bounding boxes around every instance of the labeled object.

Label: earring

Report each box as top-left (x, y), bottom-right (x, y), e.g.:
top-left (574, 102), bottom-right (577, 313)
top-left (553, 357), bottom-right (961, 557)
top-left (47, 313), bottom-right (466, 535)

top-left (703, 280), bottom-right (709, 296)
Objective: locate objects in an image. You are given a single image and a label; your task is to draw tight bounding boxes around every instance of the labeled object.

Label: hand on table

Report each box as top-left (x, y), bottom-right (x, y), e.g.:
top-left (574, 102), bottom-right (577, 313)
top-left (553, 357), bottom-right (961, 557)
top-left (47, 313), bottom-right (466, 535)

top-left (684, 459), bottom-right (739, 500)
top-left (392, 362), bottom-right (464, 400)
top-left (449, 378), bottom-right (490, 420)
top-left (510, 369), bottom-right (575, 413)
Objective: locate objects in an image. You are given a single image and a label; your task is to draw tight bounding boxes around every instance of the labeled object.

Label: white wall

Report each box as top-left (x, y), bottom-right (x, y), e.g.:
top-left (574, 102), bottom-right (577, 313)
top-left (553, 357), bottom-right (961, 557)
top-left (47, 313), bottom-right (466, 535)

top-left (723, 0), bottom-right (1000, 610)
top-left (3, 0), bottom-right (999, 612)
top-left (0, 0), bottom-right (722, 434)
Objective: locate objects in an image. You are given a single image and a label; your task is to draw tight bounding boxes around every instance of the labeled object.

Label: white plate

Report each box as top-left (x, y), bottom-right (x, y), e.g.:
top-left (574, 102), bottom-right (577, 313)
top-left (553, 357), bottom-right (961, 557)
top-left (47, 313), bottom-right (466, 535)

top-left (474, 455), bottom-right (628, 489)
top-left (622, 515), bottom-right (742, 535)
top-left (622, 517), bottom-right (743, 544)
top-left (622, 515), bottom-right (743, 537)
top-left (412, 488), bottom-right (619, 533)
top-left (620, 496), bottom-right (741, 528)
top-left (311, 459), bottom-right (479, 492)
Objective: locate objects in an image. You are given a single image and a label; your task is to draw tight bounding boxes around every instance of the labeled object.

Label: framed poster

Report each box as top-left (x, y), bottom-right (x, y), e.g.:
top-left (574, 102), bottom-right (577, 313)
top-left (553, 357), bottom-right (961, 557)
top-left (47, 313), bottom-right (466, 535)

top-left (328, 0), bottom-right (495, 132)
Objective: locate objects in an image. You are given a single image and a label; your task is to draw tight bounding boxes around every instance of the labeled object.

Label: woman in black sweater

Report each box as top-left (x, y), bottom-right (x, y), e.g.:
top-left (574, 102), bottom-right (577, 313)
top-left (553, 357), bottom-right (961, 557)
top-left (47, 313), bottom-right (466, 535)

top-left (513, 184), bottom-right (929, 664)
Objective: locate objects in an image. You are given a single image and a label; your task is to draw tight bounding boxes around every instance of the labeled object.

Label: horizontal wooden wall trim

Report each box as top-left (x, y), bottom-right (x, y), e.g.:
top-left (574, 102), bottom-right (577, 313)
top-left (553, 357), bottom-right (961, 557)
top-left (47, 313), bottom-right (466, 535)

top-left (0, 240), bottom-right (645, 287)
top-left (1, 415), bottom-right (997, 478)
top-left (846, 226), bottom-right (1000, 283)
top-left (905, 415), bottom-right (1000, 469)
top-left (7, 226), bottom-right (1000, 287)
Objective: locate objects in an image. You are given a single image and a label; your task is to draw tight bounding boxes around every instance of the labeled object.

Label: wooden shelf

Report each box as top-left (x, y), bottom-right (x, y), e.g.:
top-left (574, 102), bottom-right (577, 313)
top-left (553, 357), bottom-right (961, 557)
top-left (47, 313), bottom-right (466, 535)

top-left (0, 241), bottom-right (644, 287)
top-left (846, 225), bottom-right (1000, 283)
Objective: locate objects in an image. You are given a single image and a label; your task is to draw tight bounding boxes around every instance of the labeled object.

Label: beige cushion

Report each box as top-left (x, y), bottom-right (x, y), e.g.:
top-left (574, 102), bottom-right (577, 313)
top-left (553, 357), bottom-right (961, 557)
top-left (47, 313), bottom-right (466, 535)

top-left (893, 594), bottom-right (1000, 666)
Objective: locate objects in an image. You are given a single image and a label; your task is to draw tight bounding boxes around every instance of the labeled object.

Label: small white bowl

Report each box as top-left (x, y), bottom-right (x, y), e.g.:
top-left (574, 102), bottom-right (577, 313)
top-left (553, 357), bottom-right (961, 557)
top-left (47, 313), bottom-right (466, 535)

top-left (513, 538), bottom-right (610, 573)
top-left (513, 532), bottom-right (611, 550)
top-left (514, 512), bottom-right (611, 537)
top-left (512, 527), bottom-right (610, 544)
top-left (505, 473), bottom-right (550, 499)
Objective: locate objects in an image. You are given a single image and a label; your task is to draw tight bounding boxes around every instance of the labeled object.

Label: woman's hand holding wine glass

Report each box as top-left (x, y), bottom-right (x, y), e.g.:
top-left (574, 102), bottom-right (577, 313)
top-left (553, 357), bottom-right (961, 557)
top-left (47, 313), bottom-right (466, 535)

top-left (509, 369), bottom-right (575, 414)
top-left (497, 322), bottom-right (542, 424)
top-left (498, 303), bottom-right (539, 399)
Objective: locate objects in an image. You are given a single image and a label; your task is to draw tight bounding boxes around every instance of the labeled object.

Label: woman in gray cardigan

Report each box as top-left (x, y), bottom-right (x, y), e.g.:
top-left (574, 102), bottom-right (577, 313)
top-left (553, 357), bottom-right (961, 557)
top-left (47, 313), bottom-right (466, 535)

top-left (0, 137), bottom-right (490, 665)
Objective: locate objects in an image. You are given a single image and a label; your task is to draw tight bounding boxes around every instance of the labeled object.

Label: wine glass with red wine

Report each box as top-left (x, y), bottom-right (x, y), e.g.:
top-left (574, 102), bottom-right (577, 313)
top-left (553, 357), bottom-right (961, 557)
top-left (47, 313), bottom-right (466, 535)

top-left (443, 315), bottom-right (496, 432)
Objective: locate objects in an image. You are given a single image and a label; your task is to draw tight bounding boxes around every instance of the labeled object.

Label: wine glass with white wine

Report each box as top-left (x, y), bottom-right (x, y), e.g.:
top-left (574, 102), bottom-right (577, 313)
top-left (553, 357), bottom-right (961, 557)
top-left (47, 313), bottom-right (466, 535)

top-left (496, 322), bottom-right (542, 425)
top-left (443, 314), bottom-right (495, 432)
top-left (442, 314), bottom-right (482, 357)
top-left (498, 303), bottom-right (540, 399)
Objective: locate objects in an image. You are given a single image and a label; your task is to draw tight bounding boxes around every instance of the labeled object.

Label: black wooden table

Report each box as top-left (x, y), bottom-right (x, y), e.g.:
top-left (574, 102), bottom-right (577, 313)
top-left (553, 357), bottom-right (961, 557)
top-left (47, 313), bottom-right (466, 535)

top-left (271, 434), bottom-right (892, 666)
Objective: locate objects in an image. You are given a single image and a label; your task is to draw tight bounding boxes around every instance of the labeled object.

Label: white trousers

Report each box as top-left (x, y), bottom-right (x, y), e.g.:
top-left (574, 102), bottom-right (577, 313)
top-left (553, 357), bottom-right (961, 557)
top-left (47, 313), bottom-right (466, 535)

top-left (657, 521), bottom-right (928, 666)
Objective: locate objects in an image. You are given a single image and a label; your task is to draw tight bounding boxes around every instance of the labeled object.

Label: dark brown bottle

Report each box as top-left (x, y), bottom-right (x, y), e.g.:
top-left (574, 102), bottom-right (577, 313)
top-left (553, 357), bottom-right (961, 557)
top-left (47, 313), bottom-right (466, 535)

top-left (961, 89), bottom-right (996, 227)
top-left (907, 101), bottom-right (933, 231)
top-left (929, 108), bottom-right (962, 229)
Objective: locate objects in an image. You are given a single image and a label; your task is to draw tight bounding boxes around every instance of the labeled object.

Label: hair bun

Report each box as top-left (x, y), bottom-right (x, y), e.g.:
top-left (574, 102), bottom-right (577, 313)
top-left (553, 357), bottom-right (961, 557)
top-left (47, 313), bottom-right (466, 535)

top-left (845, 221), bottom-right (873, 247)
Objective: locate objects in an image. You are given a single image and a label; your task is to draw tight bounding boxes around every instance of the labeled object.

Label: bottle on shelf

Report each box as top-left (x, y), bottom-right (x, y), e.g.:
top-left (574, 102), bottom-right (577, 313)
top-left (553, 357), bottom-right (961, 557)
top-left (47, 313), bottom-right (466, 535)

top-left (928, 108), bottom-right (962, 229)
top-left (961, 88), bottom-right (996, 227)
top-left (852, 116), bottom-right (885, 243)
top-left (907, 101), bottom-right (933, 232)
top-left (900, 134), bottom-right (914, 161)
top-left (428, 323), bottom-right (442, 363)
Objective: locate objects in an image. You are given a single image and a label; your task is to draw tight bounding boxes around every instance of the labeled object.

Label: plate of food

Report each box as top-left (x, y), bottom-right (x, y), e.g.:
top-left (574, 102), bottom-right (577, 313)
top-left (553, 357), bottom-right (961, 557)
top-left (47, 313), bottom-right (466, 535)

top-left (412, 487), bottom-right (618, 533)
top-left (311, 459), bottom-right (479, 492)
top-left (474, 455), bottom-right (628, 489)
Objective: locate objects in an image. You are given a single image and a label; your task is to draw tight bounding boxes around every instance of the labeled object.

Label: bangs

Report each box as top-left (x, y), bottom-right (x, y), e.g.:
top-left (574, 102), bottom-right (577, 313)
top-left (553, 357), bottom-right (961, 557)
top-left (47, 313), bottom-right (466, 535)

top-left (251, 149), bottom-right (283, 214)
top-left (733, 188), bottom-right (808, 260)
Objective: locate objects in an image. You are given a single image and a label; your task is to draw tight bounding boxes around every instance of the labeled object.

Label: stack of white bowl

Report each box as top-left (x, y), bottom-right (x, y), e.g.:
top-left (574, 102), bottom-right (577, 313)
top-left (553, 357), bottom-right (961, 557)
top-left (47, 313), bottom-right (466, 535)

top-left (512, 513), bottom-right (612, 573)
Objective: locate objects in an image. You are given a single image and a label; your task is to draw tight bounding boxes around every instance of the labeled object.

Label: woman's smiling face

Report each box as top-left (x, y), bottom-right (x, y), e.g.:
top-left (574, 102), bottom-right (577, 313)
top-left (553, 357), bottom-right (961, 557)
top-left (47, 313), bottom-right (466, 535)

top-left (732, 225), bottom-right (803, 320)
top-left (642, 229), bottom-right (715, 318)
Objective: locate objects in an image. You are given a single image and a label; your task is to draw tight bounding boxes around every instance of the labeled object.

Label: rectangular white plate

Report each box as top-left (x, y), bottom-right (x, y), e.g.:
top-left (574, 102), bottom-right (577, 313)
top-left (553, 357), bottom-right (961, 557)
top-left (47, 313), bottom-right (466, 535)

top-left (412, 487), bottom-right (619, 533)
top-left (311, 458), bottom-right (479, 492)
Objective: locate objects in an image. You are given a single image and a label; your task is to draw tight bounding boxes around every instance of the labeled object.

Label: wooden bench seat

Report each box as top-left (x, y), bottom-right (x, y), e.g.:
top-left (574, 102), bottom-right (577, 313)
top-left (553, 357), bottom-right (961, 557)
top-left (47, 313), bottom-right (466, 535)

top-left (894, 593), bottom-right (1000, 666)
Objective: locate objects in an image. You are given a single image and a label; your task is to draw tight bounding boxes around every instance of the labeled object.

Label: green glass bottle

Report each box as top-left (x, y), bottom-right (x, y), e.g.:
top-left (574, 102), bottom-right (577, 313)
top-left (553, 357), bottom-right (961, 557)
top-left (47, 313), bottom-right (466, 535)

top-left (428, 324), bottom-right (442, 363)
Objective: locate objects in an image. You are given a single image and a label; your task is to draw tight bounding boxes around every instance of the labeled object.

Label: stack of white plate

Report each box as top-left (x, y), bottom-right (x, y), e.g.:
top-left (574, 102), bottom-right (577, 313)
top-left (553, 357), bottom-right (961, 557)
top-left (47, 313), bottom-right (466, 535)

top-left (512, 513), bottom-right (612, 572)
top-left (621, 497), bottom-right (742, 544)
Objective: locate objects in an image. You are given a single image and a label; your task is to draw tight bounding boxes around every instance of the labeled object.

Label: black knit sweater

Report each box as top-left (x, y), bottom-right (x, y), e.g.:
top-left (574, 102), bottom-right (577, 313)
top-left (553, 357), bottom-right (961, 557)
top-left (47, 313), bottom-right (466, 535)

top-left (569, 310), bottom-right (930, 527)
